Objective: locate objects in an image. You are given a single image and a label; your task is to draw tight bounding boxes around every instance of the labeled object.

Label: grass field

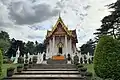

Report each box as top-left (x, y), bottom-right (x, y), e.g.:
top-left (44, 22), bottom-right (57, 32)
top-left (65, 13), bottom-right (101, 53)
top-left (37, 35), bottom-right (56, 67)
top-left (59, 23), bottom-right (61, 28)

top-left (83, 64), bottom-right (95, 75)
top-left (83, 64), bottom-right (103, 79)
top-left (0, 64), bottom-right (19, 79)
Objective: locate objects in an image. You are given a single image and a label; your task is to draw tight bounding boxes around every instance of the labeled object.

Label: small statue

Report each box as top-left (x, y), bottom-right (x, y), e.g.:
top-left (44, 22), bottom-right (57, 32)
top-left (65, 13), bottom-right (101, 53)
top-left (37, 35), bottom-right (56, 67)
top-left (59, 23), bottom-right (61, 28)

top-left (67, 54), bottom-right (71, 61)
top-left (43, 53), bottom-right (46, 61)
top-left (73, 53), bottom-right (79, 64)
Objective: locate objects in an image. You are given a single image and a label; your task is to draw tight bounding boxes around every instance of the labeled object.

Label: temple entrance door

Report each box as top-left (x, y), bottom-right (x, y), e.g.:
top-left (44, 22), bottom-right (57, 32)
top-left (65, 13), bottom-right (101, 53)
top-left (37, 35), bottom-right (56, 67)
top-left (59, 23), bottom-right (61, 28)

top-left (59, 47), bottom-right (62, 54)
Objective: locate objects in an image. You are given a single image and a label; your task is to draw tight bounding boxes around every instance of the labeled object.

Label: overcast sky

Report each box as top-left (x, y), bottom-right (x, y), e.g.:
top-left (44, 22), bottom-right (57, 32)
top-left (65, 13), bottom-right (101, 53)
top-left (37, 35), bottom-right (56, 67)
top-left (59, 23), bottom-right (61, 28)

top-left (0, 0), bottom-right (117, 47)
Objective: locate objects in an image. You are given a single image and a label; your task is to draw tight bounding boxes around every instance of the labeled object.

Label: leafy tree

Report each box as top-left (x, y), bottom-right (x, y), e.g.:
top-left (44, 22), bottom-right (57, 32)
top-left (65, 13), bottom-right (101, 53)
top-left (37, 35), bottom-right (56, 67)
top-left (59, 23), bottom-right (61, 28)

top-left (80, 39), bottom-right (95, 55)
top-left (26, 41), bottom-right (35, 55)
top-left (35, 43), bottom-right (46, 54)
top-left (0, 39), bottom-right (10, 55)
top-left (0, 31), bottom-right (10, 41)
top-left (94, 35), bottom-right (120, 79)
top-left (0, 31), bottom-right (10, 55)
top-left (94, 0), bottom-right (120, 41)
top-left (0, 49), bottom-right (3, 76)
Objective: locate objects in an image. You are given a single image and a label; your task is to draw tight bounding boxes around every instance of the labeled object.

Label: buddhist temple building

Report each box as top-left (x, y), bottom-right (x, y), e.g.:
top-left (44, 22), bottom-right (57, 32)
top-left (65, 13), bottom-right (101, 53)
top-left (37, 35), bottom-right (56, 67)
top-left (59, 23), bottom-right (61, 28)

top-left (44, 16), bottom-right (78, 59)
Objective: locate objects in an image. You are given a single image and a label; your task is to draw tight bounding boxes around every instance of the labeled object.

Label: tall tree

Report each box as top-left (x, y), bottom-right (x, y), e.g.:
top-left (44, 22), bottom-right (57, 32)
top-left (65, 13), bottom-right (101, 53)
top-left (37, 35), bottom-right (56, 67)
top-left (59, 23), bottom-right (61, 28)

top-left (0, 39), bottom-right (10, 55)
top-left (80, 39), bottom-right (95, 55)
top-left (26, 41), bottom-right (35, 55)
top-left (94, 0), bottom-right (120, 41)
top-left (0, 31), bottom-right (10, 55)
top-left (0, 31), bottom-right (10, 41)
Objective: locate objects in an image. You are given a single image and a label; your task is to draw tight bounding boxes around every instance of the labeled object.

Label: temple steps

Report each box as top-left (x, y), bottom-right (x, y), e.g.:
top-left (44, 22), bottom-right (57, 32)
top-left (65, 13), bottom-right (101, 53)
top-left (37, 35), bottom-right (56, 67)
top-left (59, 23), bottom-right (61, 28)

top-left (32, 64), bottom-right (75, 69)
top-left (23, 69), bottom-right (77, 71)
top-left (4, 64), bottom-right (86, 80)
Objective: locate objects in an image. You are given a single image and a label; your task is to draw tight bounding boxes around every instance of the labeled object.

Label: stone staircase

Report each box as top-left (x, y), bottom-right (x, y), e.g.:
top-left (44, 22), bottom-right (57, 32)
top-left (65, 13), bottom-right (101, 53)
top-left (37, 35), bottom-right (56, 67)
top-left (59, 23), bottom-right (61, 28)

top-left (4, 64), bottom-right (86, 80)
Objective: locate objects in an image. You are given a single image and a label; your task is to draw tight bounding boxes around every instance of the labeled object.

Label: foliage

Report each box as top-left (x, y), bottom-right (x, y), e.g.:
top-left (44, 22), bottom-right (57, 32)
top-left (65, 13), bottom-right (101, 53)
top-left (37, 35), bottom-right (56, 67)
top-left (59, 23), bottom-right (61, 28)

top-left (17, 65), bottom-right (23, 68)
top-left (17, 57), bottom-right (24, 64)
top-left (80, 39), bottom-right (95, 55)
top-left (0, 31), bottom-right (10, 56)
top-left (25, 59), bottom-right (28, 64)
top-left (85, 72), bottom-right (93, 77)
top-left (0, 39), bottom-right (10, 55)
top-left (80, 67), bottom-right (87, 72)
top-left (94, 0), bottom-right (120, 41)
top-left (33, 56), bottom-right (37, 60)
top-left (7, 67), bottom-right (15, 71)
top-left (77, 64), bottom-right (83, 68)
top-left (94, 35), bottom-right (120, 79)
top-left (26, 41), bottom-right (35, 55)
top-left (0, 49), bottom-right (3, 76)
top-left (0, 31), bottom-right (10, 41)
top-left (33, 56), bottom-right (37, 63)
top-left (35, 43), bottom-right (46, 54)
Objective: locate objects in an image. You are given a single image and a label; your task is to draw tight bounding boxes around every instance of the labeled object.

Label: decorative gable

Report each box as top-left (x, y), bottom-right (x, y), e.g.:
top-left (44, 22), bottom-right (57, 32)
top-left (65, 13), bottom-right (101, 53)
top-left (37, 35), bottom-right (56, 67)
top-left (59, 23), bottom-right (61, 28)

top-left (47, 16), bottom-right (72, 37)
top-left (53, 22), bottom-right (67, 35)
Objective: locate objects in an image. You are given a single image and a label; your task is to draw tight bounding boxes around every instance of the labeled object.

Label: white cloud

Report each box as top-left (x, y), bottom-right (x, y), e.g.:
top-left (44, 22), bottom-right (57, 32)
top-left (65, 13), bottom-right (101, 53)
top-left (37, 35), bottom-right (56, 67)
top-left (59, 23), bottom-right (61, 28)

top-left (0, 0), bottom-right (117, 48)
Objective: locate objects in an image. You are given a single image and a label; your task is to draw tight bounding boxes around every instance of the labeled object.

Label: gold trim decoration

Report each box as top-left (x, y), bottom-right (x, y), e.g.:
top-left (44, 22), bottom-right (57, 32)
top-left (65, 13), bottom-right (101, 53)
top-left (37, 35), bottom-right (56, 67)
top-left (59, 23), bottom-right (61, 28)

top-left (57, 42), bottom-right (63, 48)
top-left (47, 16), bottom-right (74, 37)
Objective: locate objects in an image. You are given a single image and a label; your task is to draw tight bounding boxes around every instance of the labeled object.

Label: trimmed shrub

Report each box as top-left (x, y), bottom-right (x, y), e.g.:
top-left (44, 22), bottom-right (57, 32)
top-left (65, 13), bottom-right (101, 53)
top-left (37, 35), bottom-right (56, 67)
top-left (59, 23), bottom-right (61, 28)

top-left (7, 67), bottom-right (15, 77)
top-left (85, 72), bottom-right (93, 77)
top-left (32, 56), bottom-right (37, 63)
top-left (80, 67), bottom-right (87, 72)
top-left (77, 64), bottom-right (83, 68)
top-left (25, 59), bottom-right (28, 64)
top-left (94, 35), bottom-right (120, 80)
top-left (17, 57), bottom-right (24, 63)
top-left (0, 49), bottom-right (3, 76)
top-left (3, 59), bottom-right (8, 64)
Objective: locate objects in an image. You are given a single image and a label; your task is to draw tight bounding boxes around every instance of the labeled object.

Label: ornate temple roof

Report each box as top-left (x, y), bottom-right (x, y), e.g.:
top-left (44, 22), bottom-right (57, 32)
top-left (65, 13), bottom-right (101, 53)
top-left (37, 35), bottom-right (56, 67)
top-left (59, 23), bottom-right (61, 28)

top-left (45, 16), bottom-right (78, 43)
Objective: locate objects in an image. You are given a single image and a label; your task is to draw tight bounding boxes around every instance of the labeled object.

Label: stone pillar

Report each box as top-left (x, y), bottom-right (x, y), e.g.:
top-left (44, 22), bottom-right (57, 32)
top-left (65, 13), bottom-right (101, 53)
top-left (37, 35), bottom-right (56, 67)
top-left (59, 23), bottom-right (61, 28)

top-left (52, 36), bottom-right (55, 56)
top-left (65, 35), bottom-right (67, 56)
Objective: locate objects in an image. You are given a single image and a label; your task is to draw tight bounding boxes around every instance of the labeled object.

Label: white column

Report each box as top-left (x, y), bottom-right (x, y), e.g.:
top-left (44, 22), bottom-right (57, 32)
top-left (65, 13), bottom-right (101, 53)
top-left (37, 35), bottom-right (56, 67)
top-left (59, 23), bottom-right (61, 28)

top-left (46, 45), bottom-right (48, 59)
top-left (70, 38), bottom-right (72, 54)
top-left (52, 36), bottom-right (55, 56)
top-left (49, 39), bottom-right (52, 58)
top-left (65, 35), bottom-right (67, 56)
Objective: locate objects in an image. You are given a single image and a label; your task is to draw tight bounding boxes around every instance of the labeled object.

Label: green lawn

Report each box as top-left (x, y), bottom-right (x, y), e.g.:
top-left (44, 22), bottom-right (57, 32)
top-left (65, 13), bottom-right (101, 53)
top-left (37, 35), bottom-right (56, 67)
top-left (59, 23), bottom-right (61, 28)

top-left (83, 64), bottom-right (95, 75)
top-left (83, 64), bottom-right (103, 79)
top-left (0, 63), bottom-right (19, 79)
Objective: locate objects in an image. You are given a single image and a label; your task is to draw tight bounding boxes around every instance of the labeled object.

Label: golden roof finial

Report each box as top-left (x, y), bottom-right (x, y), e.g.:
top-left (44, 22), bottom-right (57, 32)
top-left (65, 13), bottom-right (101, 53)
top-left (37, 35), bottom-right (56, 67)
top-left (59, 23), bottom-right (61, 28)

top-left (58, 12), bottom-right (62, 21)
top-left (59, 12), bottom-right (61, 18)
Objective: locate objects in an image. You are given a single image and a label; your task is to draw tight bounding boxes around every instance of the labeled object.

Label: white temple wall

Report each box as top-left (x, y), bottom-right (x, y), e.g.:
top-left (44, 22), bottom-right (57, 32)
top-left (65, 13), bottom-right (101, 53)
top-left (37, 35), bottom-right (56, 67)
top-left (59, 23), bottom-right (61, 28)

top-left (46, 36), bottom-right (77, 59)
top-left (54, 36), bottom-right (66, 55)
